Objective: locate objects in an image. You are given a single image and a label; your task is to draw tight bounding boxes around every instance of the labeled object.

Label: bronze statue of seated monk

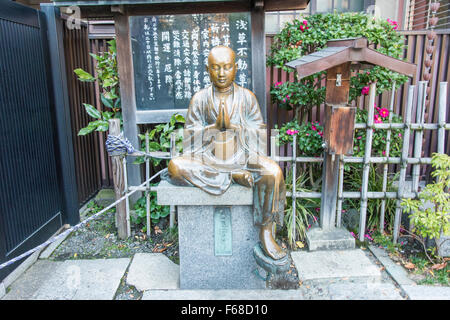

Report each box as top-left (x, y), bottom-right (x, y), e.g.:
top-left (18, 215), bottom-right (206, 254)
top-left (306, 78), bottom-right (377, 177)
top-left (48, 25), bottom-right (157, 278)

top-left (167, 45), bottom-right (287, 260)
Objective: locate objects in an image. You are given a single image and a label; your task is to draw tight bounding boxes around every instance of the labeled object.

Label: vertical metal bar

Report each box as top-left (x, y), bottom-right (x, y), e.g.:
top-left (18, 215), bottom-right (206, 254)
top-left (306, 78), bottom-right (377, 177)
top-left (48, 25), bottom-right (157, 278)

top-left (359, 82), bottom-right (376, 242)
top-left (270, 129), bottom-right (278, 160)
top-left (145, 132), bottom-right (151, 237)
top-left (412, 81), bottom-right (427, 192)
top-left (380, 81), bottom-right (396, 233)
top-left (393, 85), bottom-right (415, 243)
top-left (437, 82), bottom-right (447, 154)
top-left (123, 156), bottom-right (131, 238)
top-left (336, 155), bottom-right (344, 228)
top-left (292, 135), bottom-right (297, 243)
top-left (169, 132), bottom-right (176, 228)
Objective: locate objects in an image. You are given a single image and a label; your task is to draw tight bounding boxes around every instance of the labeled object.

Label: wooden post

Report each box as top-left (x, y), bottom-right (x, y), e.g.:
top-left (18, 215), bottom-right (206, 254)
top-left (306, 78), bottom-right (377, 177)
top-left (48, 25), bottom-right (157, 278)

top-left (109, 119), bottom-right (128, 239)
top-left (320, 153), bottom-right (340, 230)
top-left (114, 13), bottom-right (141, 201)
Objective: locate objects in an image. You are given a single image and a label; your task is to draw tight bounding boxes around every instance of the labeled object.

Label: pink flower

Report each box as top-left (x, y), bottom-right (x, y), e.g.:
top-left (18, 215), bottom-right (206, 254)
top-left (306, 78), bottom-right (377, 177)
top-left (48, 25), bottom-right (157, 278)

top-left (374, 114), bottom-right (383, 124)
top-left (318, 131), bottom-right (323, 136)
top-left (361, 86), bottom-right (370, 95)
top-left (379, 108), bottom-right (389, 118)
top-left (282, 98), bottom-right (286, 103)
top-left (357, 136), bottom-right (362, 140)
top-left (286, 129), bottom-right (298, 136)
top-left (311, 125), bottom-right (317, 131)
top-left (274, 81), bottom-right (282, 88)
top-left (306, 133), bottom-right (309, 136)
top-left (374, 104), bottom-right (380, 111)
top-left (302, 20), bottom-right (308, 26)
top-left (398, 133), bottom-right (402, 138)
top-left (382, 150), bottom-right (386, 156)
top-left (286, 94), bottom-right (290, 100)
top-left (387, 18), bottom-right (398, 30)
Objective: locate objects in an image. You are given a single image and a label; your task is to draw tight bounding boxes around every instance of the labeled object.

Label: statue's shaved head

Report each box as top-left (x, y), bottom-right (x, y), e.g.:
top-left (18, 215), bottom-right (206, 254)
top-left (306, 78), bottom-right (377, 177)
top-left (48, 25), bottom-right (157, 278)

top-left (206, 46), bottom-right (237, 90)
top-left (208, 45), bottom-right (236, 65)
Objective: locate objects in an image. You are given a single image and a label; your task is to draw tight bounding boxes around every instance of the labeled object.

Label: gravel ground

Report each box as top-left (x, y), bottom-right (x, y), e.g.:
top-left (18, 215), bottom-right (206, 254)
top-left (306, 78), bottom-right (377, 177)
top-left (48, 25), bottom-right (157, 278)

top-left (50, 205), bottom-right (179, 264)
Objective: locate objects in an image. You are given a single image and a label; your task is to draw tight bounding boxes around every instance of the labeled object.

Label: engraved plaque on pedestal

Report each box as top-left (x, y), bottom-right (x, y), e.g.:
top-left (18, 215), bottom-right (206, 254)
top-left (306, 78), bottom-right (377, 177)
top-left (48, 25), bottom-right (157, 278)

top-left (214, 206), bottom-right (232, 256)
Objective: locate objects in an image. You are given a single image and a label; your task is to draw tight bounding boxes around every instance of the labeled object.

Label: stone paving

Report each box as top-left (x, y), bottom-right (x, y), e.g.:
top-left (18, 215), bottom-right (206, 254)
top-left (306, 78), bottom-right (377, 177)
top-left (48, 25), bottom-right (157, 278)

top-left (1, 248), bottom-right (449, 300)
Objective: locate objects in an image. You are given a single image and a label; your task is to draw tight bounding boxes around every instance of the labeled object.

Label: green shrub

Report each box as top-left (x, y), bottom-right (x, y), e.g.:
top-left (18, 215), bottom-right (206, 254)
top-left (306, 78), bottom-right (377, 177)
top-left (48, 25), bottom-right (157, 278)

top-left (402, 153), bottom-right (450, 242)
top-left (74, 39), bottom-right (121, 135)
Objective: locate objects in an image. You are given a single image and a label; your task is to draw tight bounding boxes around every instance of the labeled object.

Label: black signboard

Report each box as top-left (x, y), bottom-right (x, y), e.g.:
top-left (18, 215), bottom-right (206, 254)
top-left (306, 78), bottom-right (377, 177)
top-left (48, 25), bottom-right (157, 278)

top-left (130, 12), bottom-right (252, 111)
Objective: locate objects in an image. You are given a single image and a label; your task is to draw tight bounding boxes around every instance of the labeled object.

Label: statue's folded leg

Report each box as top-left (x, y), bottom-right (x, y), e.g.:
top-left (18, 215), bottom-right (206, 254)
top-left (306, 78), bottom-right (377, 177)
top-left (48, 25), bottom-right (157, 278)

top-left (168, 156), bottom-right (232, 195)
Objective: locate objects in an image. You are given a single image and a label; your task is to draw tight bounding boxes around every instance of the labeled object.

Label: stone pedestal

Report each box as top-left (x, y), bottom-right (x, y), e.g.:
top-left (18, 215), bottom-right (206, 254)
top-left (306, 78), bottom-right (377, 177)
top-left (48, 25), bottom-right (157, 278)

top-left (157, 181), bottom-right (266, 289)
top-left (306, 226), bottom-right (355, 251)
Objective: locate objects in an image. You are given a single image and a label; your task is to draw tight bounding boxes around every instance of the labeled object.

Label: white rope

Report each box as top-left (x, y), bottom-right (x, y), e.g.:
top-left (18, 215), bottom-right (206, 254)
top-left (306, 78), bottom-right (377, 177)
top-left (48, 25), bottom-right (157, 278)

top-left (0, 169), bottom-right (166, 270)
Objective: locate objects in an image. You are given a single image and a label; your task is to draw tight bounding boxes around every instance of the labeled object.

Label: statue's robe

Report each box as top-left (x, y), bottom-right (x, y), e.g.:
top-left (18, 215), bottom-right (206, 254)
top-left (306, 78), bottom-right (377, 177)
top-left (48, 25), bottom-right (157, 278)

top-left (168, 83), bottom-right (285, 227)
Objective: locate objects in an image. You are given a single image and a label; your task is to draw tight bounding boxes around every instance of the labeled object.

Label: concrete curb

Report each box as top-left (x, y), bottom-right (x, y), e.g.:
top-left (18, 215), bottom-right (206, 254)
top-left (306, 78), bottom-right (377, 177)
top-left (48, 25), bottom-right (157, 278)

top-left (368, 245), bottom-right (450, 300)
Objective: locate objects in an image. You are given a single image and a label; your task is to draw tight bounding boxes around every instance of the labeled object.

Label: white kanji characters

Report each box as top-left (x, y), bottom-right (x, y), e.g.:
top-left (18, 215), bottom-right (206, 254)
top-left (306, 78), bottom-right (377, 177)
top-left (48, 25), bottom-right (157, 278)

top-left (161, 31), bottom-right (170, 42)
top-left (237, 32), bottom-right (247, 45)
top-left (162, 43), bottom-right (171, 53)
top-left (237, 47), bottom-right (248, 56)
top-left (164, 64), bottom-right (172, 73)
top-left (237, 58), bottom-right (248, 71)
top-left (238, 73), bottom-right (248, 87)
top-left (236, 19), bottom-right (248, 30)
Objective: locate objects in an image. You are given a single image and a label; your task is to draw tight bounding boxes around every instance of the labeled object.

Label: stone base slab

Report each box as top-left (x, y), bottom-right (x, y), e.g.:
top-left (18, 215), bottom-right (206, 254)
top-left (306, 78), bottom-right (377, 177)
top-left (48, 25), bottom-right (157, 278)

top-left (306, 227), bottom-right (355, 251)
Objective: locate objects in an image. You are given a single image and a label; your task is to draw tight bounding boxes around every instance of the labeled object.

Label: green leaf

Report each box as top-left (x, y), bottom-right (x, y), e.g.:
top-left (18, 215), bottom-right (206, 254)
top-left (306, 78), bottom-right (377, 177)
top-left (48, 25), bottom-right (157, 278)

top-left (175, 114), bottom-right (185, 123)
top-left (78, 122), bottom-right (97, 135)
top-left (114, 98), bottom-right (121, 109)
top-left (101, 95), bottom-right (114, 109)
top-left (83, 103), bottom-right (101, 119)
top-left (89, 53), bottom-right (101, 61)
top-left (95, 120), bottom-right (109, 132)
top-left (102, 111), bottom-right (114, 121)
top-left (74, 68), bottom-right (95, 82)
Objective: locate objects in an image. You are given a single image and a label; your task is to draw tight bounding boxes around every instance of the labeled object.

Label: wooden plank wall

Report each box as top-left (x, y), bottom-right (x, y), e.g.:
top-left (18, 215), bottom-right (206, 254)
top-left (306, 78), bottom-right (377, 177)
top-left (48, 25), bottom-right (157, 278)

top-left (62, 21), bottom-right (113, 206)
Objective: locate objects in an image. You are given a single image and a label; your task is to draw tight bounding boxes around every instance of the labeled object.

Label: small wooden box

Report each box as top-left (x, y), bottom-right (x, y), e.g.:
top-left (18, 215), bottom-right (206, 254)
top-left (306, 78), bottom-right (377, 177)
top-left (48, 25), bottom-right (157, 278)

top-left (324, 105), bottom-right (356, 155)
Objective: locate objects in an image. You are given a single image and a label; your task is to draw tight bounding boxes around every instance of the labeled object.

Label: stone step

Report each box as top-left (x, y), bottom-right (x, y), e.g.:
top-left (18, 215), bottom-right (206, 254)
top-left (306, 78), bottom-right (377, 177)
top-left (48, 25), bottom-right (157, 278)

top-left (291, 249), bottom-right (382, 282)
top-left (2, 258), bottom-right (130, 300)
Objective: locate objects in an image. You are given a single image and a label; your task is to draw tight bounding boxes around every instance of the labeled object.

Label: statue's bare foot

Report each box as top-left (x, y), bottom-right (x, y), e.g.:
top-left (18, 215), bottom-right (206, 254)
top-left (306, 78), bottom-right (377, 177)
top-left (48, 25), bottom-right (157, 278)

top-left (260, 224), bottom-right (287, 260)
top-left (232, 170), bottom-right (253, 188)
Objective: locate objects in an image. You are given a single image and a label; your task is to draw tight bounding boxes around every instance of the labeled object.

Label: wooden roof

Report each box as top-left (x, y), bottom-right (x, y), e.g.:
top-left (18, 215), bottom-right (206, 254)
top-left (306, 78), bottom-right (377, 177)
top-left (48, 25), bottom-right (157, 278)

top-left (286, 37), bottom-right (417, 79)
top-left (52, 0), bottom-right (310, 14)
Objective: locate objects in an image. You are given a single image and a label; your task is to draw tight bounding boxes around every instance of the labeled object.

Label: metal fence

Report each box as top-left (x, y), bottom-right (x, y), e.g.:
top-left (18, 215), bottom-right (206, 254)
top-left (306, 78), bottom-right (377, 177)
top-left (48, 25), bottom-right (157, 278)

top-left (270, 81), bottom-right (448, 243)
